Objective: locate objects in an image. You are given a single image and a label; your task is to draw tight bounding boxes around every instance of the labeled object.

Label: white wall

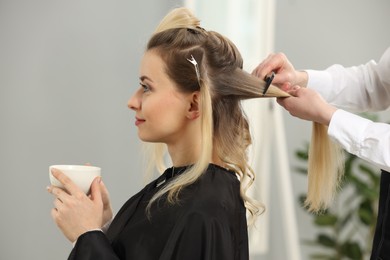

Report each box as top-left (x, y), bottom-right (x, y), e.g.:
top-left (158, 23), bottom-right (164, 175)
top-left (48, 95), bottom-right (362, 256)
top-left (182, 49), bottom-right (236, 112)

top-left (0, 1), bottom-right (181, 259)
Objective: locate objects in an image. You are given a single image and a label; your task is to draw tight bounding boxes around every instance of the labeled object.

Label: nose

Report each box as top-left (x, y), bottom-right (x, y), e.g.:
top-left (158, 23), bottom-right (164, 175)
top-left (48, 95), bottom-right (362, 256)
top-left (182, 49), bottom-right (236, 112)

top-left (127, 89), bottom-right (141, 111)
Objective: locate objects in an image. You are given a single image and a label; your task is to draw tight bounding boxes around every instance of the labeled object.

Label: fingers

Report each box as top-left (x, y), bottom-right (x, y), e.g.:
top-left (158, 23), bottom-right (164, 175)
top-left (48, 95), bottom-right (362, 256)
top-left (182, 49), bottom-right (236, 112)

top-left (276, 86), bottom-right (302, 108)
top-left (50, 168), bottom-right (80, 195)
top-left (276, 97), bottom-right (285, 109)
top-left (53, 196), bottom-right (64, 211)
top-left (47, 185), bottom-right (69, 216)
top-left (285, 85), bottom-right (301, 96)
top-left (98, 179), bottom-right (113, 225)
top-left (281, 82), bottom-right (292, 91)
top-left (252, 53), bottom-right (284, 75)
top-left (99, 179), bottom-right (110, 203)
top-left (47, 185), bottom-right (67, 203)
top-left (252, 53), bottom-right (277, 79)
top-left (90, 177), bottom-right (102, 203)
top-left (252, 52), bottom-right (294, 87)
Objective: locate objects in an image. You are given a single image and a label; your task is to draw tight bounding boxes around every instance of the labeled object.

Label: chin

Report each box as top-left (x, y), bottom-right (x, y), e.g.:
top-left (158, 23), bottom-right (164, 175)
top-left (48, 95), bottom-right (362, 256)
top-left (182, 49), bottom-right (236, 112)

top-left (138, 134), bottom-right (160, 143)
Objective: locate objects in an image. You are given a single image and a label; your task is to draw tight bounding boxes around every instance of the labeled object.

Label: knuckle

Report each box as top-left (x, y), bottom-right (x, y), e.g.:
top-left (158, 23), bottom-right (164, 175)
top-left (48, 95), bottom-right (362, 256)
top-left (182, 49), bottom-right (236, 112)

top-left (74, 192), bottom-right (86, 201)
top-left (61, 177), bottom-right (72, 186)
top-left (275, 52), bottom-right (286, 59)
top-left (66, 199), bottom-right (75, 208)
top-left (267, 52), bottom-right (275, 58)
top-left (52, 187), bottom-right (63, 197)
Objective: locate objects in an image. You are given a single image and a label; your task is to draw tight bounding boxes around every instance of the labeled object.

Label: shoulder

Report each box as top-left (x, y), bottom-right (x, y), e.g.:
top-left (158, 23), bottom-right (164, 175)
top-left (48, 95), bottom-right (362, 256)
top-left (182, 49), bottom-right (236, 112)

top-left (202, 163), bottom-right (240, 185)
top-left (180, 164), bottom-right (243, 215)
top-left (197, 164), bottom-right (241, 196)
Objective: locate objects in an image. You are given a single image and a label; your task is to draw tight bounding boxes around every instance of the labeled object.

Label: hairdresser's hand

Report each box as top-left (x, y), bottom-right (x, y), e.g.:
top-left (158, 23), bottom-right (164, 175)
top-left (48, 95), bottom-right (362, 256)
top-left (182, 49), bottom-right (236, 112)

top-left (252, 53), bottom-right (308, 91)
top-left (48, 169), bottom-right (105, 242)
top-left (277, 86), bottom-right (337, 126)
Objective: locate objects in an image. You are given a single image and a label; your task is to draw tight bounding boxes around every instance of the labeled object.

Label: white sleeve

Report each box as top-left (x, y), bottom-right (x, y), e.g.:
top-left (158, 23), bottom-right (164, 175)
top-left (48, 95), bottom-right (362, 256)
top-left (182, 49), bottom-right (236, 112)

top-left (306, 47), bottom-right (390, 112)
top-left (328, 109), bottom-right (390, 171)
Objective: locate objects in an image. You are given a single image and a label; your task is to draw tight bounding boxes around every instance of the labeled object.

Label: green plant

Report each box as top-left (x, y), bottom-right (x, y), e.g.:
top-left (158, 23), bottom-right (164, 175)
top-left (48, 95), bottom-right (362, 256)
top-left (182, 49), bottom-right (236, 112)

top-left (295, 145), bottom-right (381, 260)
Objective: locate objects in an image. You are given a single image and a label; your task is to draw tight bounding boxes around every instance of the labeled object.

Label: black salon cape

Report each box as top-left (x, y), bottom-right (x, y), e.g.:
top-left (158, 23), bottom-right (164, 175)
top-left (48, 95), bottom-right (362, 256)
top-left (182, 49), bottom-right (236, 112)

top-left (370, 170), bottom-right (390, 260)
top-left (68, 164), bottom-right (249, 260)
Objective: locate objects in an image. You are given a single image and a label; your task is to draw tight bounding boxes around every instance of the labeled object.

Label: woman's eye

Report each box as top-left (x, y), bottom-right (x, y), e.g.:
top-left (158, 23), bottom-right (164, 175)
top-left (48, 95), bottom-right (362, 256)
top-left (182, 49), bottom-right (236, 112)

top-left (140, 83), bottom-right (150, 92)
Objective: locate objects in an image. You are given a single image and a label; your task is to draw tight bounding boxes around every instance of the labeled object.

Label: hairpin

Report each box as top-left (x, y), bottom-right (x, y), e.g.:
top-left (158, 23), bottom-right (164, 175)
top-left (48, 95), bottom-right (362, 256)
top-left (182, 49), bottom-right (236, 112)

top-left (187, 26), bottom-right (206, 34)
top-left (262, 71), bottom-right (275, 96)
top-left (196, 26), bottom-right (206, 31)
top-left (187, 55), bottom-right (201, 86)
top-left (187, 28), bottom-right (200, 34)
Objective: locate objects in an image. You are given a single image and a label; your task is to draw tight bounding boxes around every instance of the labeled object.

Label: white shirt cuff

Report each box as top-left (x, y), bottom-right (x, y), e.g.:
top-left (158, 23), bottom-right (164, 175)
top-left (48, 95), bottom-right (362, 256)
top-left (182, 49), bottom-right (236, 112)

top-left (328, 109), bottom-right (371, 154)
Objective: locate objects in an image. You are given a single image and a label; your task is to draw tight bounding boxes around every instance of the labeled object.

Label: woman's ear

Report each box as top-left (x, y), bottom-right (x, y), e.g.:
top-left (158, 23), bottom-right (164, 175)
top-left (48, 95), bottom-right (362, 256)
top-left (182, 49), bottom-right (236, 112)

top-left (187, 92), bottom-right (200, 120)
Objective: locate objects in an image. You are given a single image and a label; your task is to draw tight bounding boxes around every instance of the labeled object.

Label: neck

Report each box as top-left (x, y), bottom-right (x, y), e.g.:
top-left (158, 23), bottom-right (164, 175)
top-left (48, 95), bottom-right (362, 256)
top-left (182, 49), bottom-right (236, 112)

top-left (166, 117), bottom-right (202, 167)
top-left (168, 140), bottom-right (200, 167)
top-left (168, 142), bottom-right (224, 168)
top-left (166, 118), bottom-right (225, 169)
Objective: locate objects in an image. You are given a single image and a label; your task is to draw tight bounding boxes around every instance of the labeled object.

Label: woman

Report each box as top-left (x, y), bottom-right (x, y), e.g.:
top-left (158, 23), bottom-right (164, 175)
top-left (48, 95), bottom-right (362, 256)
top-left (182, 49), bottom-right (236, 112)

top-left (48, 7), bottom-right (289, 260)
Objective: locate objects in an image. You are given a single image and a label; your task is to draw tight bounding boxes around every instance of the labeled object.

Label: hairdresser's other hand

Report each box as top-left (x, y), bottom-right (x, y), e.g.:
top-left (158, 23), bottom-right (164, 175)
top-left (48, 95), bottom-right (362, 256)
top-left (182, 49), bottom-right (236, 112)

top-left (48, 169), bottom-right (104, 242)
top-left (277, 86), bottom-right (337, 126)
top-left (252, 53), bottom-right (308, 91)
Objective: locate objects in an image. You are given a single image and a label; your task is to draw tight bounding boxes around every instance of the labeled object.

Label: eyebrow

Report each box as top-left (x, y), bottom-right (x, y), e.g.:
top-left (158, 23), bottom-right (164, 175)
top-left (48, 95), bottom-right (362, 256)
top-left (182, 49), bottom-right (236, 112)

top-left (139, 75), bottom-right (153, 82)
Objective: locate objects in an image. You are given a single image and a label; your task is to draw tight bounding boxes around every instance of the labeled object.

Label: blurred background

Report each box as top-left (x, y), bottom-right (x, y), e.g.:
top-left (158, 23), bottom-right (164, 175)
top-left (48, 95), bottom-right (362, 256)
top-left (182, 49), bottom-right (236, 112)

top-left (1, 0), bottom-right (389, 259)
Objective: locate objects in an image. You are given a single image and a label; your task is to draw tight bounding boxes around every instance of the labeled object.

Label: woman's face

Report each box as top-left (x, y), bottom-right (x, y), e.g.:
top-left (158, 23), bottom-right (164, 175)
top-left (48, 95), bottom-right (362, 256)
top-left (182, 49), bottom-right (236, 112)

top-left (128, 50), bottom-right (194, 144)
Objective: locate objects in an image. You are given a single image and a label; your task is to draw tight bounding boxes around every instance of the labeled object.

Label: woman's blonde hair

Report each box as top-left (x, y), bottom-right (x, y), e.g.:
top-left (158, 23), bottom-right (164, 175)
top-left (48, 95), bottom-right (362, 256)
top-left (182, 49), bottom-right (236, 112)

top-left (143, 7), bottom-right (342, 218)
top-left (305, 123), bottom-right (344, 212)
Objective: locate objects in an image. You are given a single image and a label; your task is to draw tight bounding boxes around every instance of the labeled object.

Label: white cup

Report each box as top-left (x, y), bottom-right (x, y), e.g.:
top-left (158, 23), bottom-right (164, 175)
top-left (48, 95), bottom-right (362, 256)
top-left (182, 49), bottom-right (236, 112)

top-left (49, 165), bottom-right (101, 194)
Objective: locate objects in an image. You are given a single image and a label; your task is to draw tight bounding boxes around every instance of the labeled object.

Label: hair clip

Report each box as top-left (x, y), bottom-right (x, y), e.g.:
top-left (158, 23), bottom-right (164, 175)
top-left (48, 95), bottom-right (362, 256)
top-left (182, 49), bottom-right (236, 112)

top-left (196, 26), bottom-right (206, 31)
top-left (187, 55), bottom-right (201, 86)
top-left (187, 28), bottom-right (199, 34)
top-left (262, 72), bottom-right (275, 96)
top-left (187, 26), bottom-right (206, 34)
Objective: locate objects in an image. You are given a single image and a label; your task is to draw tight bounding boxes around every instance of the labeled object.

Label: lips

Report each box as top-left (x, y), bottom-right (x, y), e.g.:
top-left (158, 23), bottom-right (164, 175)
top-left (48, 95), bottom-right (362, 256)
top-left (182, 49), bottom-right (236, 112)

top-left (135, 117), bottom-right (145, 126)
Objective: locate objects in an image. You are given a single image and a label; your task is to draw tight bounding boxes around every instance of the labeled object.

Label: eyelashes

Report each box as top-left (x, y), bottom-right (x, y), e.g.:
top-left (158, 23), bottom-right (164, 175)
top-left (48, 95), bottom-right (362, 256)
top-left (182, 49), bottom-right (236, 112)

top-left (140, 82), bottom-right (151, 93)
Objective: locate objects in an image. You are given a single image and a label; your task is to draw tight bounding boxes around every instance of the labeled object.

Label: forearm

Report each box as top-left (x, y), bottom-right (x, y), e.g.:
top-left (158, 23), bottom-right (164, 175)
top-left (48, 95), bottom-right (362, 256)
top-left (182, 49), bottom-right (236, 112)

top-left (306, 64), bottom-right (373, 111)
top-left (306, 48), bottom-right (390, 112)
top-left (328, 110), bottom-right (390, 172)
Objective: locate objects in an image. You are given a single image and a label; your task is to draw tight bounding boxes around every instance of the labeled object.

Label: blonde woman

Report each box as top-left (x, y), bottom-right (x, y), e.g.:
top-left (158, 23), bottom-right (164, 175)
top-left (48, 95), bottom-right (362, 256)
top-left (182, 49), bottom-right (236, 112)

top-left (48, 7), bottom-right (288, 260)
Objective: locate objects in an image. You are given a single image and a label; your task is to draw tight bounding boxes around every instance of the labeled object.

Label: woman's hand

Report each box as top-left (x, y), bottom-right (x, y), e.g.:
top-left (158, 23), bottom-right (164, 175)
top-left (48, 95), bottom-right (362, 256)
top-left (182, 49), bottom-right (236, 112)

top-left (47, 169), bottom-right (108, 242)
top-left (84, 163), bottom-right (113, 226)
top-left (99, 176), bottom-right (113, 227)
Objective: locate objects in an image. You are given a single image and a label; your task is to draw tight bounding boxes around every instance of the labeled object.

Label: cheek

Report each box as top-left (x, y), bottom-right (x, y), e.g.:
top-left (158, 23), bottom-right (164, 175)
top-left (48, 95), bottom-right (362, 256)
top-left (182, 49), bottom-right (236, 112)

top-left (143, 97), bottom-right (180, 123)
top-left (138, 103), bottom-right (187, 142)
